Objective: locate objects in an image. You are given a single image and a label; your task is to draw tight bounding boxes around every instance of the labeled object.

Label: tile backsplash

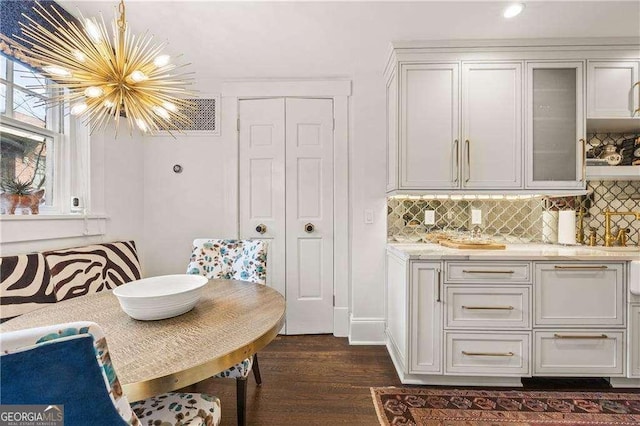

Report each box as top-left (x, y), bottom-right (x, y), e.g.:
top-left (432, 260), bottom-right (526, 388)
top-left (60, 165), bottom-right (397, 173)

top-left (388, 180), bottom-right (640, 245)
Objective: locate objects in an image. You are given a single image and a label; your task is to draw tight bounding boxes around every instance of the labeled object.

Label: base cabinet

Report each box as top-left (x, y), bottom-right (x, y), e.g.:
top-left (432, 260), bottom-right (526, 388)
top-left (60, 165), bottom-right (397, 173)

top-left (630, 306), bottom-right (640, 378)
top-left (409, 262), bottom-right (443, 374)
top-left (385, 254), bottom-right (632, 385)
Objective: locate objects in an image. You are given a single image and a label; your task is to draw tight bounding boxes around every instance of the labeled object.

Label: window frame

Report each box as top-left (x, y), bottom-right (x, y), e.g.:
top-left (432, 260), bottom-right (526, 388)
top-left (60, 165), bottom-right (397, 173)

top-left (1, 56), bottom-right (78, 215)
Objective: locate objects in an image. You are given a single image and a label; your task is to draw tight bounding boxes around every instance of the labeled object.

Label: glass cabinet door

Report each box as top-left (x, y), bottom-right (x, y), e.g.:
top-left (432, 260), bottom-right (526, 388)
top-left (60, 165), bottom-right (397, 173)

top-left (526, 62), bottom-right (585, 190)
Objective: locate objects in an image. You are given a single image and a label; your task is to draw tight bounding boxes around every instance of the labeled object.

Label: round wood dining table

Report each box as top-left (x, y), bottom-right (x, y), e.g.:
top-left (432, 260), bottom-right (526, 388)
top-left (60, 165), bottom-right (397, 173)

top-left (0, 279), bottom-right (285, 402)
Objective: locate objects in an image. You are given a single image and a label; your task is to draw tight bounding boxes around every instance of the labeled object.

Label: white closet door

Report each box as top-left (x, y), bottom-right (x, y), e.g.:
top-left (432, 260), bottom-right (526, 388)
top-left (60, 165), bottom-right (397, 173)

top-left (285, 98), bottom-right (334, 334)
top-left (238, 99), bottom-right (286, 300)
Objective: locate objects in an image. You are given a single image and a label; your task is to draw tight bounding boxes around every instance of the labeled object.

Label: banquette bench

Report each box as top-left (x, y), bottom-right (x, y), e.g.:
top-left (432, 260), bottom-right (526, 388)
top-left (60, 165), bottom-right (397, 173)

top-left (0, 241), bottom-right (141, 322)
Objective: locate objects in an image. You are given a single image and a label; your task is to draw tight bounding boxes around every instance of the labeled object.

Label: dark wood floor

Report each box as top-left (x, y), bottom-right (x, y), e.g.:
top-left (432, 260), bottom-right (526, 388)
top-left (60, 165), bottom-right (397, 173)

top-left (183, 335), bottom-right (635, 425)
top-left (184, 335), bottom-right (401, 425)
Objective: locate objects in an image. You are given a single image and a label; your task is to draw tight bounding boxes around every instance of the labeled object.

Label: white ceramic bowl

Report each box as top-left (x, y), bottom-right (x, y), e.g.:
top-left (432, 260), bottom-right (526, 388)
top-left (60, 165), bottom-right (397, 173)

top-left (112, 274), bottom-right (208, 321)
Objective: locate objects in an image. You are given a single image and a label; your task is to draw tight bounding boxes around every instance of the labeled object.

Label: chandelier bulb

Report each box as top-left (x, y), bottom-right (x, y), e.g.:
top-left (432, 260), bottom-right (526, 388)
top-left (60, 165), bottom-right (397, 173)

top-left (71, 102), bottom-right (88, 115)
top-left (103, 100), bottom-right (115, 108)
top-left (84, 86), bottom-right (104, 98)
top-left (153, 54), bottom-right (171, 68)
top-left (84, 19), bottom-right (102, 43)
top-left (162, 101), bottom-right (177, 112)
top-left (136, 118), bottom-right (149, 132)
top-left (152, 105), bottom-right (170, 120)
top-left (73, 50), bottom-right (87, 63)
top-left (43, 65), bottom-right (71, 77)
top-left (128, 70), bottom-right (148, 83)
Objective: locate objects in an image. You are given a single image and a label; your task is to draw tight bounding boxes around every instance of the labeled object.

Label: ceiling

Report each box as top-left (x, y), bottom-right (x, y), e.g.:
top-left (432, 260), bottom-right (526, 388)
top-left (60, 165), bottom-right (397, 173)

top-left (60, 1), bottom-right (640, 80)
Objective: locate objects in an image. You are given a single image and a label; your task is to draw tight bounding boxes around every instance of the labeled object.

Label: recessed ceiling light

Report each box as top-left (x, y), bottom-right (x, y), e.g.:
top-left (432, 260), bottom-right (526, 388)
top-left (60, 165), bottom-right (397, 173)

top-left (503, 3), bottom-right (525, 18)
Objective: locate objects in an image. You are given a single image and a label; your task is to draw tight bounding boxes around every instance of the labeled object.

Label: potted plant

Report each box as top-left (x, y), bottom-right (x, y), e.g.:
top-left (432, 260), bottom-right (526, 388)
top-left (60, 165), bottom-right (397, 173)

top-left (0, 178), bottom-right (45, 215)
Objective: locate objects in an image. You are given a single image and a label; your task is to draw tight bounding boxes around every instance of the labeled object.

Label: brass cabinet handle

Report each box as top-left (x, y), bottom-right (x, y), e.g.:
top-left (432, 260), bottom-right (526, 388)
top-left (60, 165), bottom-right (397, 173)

top-left (304, 223), bottom-right (315, 233)
top-left (436, 268), bottom-right (442, 302)
top-left (462, 305), bottom-right (514, 310)
top-left (462, 351), bottom-right (514, 357)
top-left (633, 81), bottom-right (640, 116)
top-left (255, 224), bottom-right (267, 234)
top-left (464, 139), bottom-right (470, 183)
top-left (553, 265), bottom-right (608, 270)
top-left (451, 139), bottom-right (459, 184)
top-left (553, 334), bottom-right (608, 339)
top-left (580, 138), bottom-right (586, 183)
top-left (462, 270), bottom-right (515, 274)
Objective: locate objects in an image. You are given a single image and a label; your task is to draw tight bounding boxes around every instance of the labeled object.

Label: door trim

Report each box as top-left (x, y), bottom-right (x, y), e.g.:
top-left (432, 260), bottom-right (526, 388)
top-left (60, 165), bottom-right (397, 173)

top-left (223, 80), bottom-right (351, 337)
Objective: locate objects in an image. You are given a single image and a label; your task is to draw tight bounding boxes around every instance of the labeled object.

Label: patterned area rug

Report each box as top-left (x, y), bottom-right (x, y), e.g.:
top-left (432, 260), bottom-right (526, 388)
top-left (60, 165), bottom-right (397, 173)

top-left (371, 387), bottom-right (640, 425)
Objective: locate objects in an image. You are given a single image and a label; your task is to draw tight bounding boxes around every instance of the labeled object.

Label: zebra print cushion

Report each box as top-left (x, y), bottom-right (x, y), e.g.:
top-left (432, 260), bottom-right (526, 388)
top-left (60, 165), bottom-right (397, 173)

top-left (0, 253), bottom-right (56, 322)
top-left (44, 241), bottom-right (142, 302)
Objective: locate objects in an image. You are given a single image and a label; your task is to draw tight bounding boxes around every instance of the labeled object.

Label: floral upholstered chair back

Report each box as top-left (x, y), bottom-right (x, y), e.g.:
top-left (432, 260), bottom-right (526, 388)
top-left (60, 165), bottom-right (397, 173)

top-left (186, 239), bottom-right (267, 285)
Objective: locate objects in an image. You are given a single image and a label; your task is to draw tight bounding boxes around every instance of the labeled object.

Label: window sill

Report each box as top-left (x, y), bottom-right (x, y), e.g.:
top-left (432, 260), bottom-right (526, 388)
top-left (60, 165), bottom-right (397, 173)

top-left (0, 214), bottom-right (107, 243)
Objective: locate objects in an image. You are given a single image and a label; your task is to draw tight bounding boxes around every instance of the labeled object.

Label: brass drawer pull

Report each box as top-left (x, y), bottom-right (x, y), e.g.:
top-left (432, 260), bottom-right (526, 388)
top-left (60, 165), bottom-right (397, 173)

top-left (462, 351), bottom-right (514, 357)
top-left (553, 334), bottom-right (608, 339)
top-left (553, 265), bottom-right (608, 270)
top-left (462, 270), bottom-right (515, 274)
top-left (462, 305), bottom-right (514, 310)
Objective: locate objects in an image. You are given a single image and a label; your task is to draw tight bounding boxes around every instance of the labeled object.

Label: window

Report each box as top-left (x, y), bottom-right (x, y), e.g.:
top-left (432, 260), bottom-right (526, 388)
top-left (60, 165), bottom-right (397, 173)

top-left (1, 56), bottom-right (63, 214)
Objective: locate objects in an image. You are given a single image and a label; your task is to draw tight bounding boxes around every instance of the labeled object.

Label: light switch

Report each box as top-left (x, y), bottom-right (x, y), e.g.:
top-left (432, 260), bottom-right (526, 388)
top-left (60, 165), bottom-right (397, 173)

top-left (364, 209), bottom-right (374, 224)
top-left (424, 210), bottom-right (436, 225)
top-left (471, 209), bottom-right (482, 225)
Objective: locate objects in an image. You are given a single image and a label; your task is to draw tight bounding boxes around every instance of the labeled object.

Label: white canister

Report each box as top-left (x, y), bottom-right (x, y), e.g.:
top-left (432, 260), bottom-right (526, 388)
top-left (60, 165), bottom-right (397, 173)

top-left (542, 211), bottom-right (558, 243)
top-left (557, 210), bottom-right (577, 245)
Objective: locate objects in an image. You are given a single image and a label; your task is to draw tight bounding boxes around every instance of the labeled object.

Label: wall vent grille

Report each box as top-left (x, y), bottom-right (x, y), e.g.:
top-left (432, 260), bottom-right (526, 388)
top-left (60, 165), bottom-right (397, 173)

top-left (159, 97), bottom-right (220, 135)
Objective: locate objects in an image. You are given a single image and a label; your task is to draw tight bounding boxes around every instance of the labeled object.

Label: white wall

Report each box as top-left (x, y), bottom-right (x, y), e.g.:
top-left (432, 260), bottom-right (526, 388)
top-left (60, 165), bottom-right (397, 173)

top-left (0, 126), bottom-right (145, 269)
top-left (28, 1), bottom-right (640, 342)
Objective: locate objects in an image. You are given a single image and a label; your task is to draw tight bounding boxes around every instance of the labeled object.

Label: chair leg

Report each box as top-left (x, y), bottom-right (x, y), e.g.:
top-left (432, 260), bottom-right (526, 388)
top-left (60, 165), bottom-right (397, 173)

top-left (252, 353), bottom-right (262, 386)
top-left (236, 377), bottom-right (248, 426)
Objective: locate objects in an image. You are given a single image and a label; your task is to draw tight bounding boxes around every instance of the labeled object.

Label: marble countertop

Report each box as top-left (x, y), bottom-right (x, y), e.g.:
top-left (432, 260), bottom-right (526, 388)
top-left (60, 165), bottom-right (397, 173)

top-left (387, 242), bottom-right (640, 261)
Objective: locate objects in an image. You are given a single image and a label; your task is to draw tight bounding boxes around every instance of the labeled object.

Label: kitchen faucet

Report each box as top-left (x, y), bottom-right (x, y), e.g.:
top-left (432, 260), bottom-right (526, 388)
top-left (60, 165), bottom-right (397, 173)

top-left (603, 209), bottom-right (640, 247)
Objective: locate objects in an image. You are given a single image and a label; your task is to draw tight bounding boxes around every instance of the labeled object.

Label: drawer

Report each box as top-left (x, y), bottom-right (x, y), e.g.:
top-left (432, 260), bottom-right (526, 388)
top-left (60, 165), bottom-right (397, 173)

top-left (446, 262), bottom-right (531, 284)
top-left (534, 330), bottom-right (624, 376)
top-left (534, 263), bottom-right (624, 326)
top-left (445, 332), bottom-right (530, 376)
top-left (445, 286), bottom-right (531, 329)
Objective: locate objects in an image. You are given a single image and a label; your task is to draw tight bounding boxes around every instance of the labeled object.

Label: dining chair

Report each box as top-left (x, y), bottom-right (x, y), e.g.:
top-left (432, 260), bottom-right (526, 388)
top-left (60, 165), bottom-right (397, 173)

top-left (0, 321), bottom-right (221, 426)
top-left (187, 238), bottom-right (268, 426)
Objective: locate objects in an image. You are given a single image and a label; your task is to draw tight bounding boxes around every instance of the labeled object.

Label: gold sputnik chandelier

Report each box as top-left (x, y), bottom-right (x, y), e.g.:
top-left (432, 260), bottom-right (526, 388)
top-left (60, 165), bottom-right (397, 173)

top-left (11, 0), bottom-right (194, 134)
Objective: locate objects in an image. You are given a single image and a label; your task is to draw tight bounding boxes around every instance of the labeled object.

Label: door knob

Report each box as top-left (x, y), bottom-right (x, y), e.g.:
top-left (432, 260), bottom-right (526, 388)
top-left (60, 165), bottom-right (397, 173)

top-left (255, 224), bottom-right (267, 234)
top-left (304, 223), bottom-right (315, 233)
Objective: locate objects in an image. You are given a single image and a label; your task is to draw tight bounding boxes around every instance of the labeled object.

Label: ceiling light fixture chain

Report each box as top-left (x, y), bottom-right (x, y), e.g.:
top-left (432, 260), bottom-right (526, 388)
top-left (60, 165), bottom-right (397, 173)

top-left (117, 0), bottom-right (126, 33)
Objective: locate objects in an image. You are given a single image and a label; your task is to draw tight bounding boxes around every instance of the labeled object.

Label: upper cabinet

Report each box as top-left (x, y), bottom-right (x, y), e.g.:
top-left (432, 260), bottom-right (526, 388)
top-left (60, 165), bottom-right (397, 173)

top-left (586, 60), bottom-right (640, 133)
top-left (462, 62), bottom-right (522, 189)
top-left (399, 63), bottom-right (459, 189)
top-left (525, 62), bottom-right (585, 190)
top-left (385, 38), bottom-right (640, 194)
top-left (588, 61), bottom-right (639, 118)
top-left (396, 62), bottom-right (521, 190)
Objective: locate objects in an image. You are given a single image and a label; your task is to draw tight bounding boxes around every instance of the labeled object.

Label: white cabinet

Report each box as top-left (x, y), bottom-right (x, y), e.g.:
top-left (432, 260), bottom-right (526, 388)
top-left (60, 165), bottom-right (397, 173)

top-left (445, 286), bottom-right (531, 329)
top-left (534, 263), bottom-right (624, 326)
top-left (394, 61), bottom-right (522, 191)
top-left (630, 306), bottom-right (640, 377)
top-left (409, 262), bottom-right (443, 374)
top-left (386, 68), bottom-right (399, 192)
top-left (399, 63), bottom-right (459, 189)
top-left (534, 330), bottom-right (625, 376)
top-left (588, 61), bottom-right (639, 118)
top-left (445, 332), bottom-right (531, 376)
top-left (461, 62), bottom-right (522, 189)
top-left (525, 61), bottom-right (586, 190)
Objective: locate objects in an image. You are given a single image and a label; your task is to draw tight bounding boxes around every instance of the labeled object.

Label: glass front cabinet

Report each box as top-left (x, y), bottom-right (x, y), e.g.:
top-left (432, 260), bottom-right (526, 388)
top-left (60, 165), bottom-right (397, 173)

top-left (525, 61), bottom-right (586, 190)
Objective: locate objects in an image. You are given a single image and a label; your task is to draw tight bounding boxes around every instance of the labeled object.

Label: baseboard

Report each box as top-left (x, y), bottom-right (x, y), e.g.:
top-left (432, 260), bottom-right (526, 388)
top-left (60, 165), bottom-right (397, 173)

top-left (333, 307), bottom-right (349, 337)
top-left (349, 315), bottom-right (385, 345)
